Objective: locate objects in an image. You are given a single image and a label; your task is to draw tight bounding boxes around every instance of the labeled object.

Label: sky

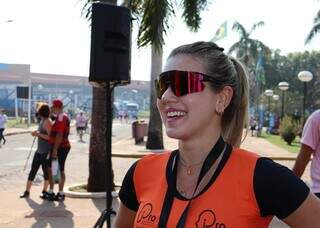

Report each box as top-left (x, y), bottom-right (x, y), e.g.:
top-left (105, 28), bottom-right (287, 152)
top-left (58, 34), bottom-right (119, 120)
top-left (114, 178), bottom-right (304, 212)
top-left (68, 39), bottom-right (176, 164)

top-left (0, 0), bottom-right (319, 81)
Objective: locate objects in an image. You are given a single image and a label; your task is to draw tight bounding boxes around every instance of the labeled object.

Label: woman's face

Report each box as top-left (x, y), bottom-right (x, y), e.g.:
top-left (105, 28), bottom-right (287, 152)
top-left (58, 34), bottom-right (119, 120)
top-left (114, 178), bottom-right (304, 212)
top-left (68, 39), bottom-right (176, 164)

top-left (157, 54), bottom-right (222, 140)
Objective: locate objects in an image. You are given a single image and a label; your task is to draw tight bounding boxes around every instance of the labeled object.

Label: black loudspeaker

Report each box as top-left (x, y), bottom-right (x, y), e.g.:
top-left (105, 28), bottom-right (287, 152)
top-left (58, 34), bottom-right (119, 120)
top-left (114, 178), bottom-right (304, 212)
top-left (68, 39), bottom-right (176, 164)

top-left (16, 86), bottom-right (29, 99)
top-left (89, 3), bottom-right (131, 87)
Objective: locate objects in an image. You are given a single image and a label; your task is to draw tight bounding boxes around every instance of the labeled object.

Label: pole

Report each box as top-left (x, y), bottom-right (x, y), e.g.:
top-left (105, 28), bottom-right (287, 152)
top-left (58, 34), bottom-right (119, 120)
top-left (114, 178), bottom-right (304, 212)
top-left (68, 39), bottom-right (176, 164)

top-left (106, 81), bottom-right (113, 227)
top-left (93, 82), bottom-right (116, 228)
top-left (268, 96), bottom-right (271, 114)
top-left (256, 81), bottom-right (260, 121)
top-left (15, 93), bottom-right (18, 120)
top-left (23, 136), bottom-right (36, 171)
top-left (27, 74), bottom-right (32, 126)
top-left (281, 90), bottom-right (285, 119)
top-left (302, 82), bottom-right (307, 124)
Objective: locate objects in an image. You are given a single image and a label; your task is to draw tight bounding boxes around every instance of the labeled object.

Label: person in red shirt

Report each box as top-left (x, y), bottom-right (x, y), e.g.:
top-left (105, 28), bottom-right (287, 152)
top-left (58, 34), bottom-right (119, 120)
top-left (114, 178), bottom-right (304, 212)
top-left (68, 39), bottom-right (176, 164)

top-left (46, 99), bottom-right (71, 201)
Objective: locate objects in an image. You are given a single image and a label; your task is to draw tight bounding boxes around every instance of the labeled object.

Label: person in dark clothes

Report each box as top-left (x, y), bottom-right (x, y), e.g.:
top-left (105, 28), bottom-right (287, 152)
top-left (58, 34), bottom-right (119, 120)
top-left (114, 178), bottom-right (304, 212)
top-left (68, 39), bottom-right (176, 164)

top-left (20, 104), bottom-right (52, 198)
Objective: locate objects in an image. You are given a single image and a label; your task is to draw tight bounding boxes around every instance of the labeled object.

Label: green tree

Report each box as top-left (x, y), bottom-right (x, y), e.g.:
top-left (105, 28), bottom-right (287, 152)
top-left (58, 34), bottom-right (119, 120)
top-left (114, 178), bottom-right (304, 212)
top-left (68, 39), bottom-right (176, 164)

top-left (305, 10), bottom-right (320, 44)
top-left (263, 50), bottom-right (320, 116)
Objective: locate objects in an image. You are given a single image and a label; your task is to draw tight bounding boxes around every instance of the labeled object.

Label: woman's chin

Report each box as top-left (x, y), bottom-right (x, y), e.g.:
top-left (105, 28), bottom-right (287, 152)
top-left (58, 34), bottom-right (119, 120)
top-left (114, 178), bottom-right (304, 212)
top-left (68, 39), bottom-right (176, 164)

top-left (165, 129), bottom-right (187, 140)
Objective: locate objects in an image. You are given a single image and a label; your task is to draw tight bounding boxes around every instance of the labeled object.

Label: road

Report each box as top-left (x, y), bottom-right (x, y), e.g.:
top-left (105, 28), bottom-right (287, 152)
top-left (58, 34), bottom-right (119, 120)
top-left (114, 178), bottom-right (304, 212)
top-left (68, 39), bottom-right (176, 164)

top-left (0, 121), bottom-right (137, 191)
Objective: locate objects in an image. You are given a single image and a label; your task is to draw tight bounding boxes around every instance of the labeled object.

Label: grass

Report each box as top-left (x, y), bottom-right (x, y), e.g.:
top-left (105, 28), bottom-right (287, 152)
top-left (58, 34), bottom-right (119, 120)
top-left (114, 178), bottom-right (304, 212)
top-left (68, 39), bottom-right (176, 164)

top-left (260, 131), bottom-right (301, 154)
top-left (138, 110), bottom-right (150, 119)
top-left (7, 118), bottom-right (35, 128)
top-left (69, 184), bottom-right (88, 193)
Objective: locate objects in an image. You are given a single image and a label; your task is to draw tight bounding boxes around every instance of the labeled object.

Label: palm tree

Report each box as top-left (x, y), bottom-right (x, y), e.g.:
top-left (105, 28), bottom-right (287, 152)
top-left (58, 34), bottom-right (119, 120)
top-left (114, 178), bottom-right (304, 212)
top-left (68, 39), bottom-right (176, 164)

top-left (228, 21), bottom-right (268, 68)
top-left (305, 11), bottom-right (320, 44)
top-left (228, 21), bottom-right (270, 120)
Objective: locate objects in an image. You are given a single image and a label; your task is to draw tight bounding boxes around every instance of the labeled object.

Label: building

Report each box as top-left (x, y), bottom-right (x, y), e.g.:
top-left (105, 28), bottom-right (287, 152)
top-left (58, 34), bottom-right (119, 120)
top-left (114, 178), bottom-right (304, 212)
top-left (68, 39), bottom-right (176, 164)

top-left (0, 63), bottom-right (150, 119)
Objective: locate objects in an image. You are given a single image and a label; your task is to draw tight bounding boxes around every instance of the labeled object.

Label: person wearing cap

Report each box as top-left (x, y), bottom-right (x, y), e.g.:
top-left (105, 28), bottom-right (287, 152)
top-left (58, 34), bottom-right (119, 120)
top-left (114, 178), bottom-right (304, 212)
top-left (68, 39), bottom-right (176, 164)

top-left (46, 99), bottom-right (71, 201)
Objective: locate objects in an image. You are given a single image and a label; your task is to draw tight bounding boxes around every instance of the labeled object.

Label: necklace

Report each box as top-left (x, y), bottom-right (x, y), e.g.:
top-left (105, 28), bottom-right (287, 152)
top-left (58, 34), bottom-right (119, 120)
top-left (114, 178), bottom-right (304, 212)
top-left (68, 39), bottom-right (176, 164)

top-left (179, 157), bottom-right (204, 175)
top-left (177, 181), bottom-right (197, 197)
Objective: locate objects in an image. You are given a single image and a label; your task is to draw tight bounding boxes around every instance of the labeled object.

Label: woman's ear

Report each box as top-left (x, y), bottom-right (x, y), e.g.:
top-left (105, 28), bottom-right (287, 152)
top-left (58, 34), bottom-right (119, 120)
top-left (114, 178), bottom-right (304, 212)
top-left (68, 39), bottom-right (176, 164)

top-left (216, 86), bottom-right (233, 111)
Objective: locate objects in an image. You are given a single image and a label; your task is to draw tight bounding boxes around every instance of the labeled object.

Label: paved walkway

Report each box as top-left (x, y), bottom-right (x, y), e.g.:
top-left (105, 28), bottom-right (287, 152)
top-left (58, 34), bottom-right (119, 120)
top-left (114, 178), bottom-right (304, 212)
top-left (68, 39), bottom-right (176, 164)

top-left (0, 126), bottom-right (305, 227)
top-left (4, 126), bottom-right (36, 136)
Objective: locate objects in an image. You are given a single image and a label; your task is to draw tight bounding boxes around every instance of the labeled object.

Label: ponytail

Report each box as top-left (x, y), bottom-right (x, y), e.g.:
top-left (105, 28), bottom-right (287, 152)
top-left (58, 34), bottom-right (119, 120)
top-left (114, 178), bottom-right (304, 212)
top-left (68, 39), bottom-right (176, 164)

top-left (221, 57), bottom-right (249, 147)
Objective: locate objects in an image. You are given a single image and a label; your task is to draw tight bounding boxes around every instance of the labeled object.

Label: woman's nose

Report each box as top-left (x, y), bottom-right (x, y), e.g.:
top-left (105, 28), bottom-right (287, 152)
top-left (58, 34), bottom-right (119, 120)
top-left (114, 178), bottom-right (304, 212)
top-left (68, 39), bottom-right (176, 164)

top-left (160, 86), bottom-right (178, 103)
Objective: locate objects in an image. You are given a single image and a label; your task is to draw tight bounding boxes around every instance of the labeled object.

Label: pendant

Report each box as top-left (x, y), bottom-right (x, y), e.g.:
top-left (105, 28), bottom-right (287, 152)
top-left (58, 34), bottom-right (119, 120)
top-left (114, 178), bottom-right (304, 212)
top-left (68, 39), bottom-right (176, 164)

top-left (186, 167), bottom-right (192, 175)
top-left (180, 189), bottom-right (186, 196)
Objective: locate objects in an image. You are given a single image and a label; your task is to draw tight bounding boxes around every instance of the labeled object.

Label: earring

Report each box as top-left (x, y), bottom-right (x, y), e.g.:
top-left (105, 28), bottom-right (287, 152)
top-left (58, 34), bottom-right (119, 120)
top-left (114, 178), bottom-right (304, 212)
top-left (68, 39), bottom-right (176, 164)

top-left (215, 108), bottom-right (224, 116)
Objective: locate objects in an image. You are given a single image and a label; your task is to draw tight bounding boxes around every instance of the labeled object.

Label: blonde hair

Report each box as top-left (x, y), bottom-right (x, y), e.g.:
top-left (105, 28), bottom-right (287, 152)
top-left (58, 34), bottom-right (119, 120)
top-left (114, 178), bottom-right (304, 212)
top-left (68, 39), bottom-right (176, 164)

top-left (168, 41), bottom-right (249, 147)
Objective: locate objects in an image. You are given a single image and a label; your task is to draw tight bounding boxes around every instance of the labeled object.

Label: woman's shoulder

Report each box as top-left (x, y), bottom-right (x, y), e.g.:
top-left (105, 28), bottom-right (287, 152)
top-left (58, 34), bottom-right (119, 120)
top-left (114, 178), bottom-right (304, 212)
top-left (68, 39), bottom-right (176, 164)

top-left (138, 151), bottom-right (173, 164)
top-left (231, 147), bottom-right (260, 163)
top-left (253, 157), bottom-right (310, 218)
top-left (44, 118), bottom-right (53, 125)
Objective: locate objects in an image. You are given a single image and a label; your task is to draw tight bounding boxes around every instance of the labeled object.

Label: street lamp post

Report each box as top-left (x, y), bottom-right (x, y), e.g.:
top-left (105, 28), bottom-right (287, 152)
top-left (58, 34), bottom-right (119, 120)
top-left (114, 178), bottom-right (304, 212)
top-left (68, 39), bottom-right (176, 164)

top-left (264, 89), bottom-right (274, 134)
top-left (272, 94), bottom-right (280, 116)
top-left (278, 81), bottom-right (289, 119)
top-left (298, 71), bottom-right (313, 124)
top-left (264, 89), bottom-right (274, 114)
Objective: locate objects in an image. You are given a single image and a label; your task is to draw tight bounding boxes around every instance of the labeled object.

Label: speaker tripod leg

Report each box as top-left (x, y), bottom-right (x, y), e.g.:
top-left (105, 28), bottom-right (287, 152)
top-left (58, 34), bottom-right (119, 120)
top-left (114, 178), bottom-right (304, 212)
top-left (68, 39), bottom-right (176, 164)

top-left (93, 208), bottom-right (117, 228)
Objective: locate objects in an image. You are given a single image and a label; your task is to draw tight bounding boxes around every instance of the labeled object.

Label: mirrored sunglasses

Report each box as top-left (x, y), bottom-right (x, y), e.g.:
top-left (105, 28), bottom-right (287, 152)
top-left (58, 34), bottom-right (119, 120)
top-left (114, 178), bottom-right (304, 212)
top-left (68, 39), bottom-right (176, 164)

top-left (155, 70), bottom-right (216, 99)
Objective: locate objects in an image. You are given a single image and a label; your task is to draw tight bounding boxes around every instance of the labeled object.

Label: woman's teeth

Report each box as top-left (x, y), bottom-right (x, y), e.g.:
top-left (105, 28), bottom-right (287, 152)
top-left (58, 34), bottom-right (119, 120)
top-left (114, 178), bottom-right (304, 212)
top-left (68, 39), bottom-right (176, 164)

top-left (167, 111), bottom-right (186, 117)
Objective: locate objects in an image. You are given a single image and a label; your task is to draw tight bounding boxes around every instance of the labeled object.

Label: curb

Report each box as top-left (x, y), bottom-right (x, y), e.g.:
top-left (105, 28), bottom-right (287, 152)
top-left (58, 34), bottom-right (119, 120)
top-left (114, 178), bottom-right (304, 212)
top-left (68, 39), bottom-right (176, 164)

top-left (5, 130), bottom-right (33, 136)
top-left (4, 123), bottom-right (76, 136)
top-left (64, 183), bottom-right (119, 199)
top-left (112, 153), bottom-right (149, 158)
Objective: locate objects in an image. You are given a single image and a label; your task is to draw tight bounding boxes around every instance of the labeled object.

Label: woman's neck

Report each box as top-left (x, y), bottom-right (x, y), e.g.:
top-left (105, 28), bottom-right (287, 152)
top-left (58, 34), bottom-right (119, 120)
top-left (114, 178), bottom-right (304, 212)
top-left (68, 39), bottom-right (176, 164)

top-left (178, 130), bottom-right (221, 165)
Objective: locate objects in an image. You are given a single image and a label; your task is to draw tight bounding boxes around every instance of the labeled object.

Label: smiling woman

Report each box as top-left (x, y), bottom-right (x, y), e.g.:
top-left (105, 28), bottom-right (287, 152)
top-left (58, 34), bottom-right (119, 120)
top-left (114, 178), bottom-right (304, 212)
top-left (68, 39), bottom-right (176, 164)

top-left (114, 41), bottom-right (320, 228)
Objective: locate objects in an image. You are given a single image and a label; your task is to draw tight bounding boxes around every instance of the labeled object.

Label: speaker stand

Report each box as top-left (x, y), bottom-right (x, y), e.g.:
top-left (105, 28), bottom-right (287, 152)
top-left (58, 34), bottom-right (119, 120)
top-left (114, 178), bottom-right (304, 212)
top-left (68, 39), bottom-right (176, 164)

top-left (93, 208), bottom-right (116, 228)
top-left (93, 82), bottom-right (117, 228)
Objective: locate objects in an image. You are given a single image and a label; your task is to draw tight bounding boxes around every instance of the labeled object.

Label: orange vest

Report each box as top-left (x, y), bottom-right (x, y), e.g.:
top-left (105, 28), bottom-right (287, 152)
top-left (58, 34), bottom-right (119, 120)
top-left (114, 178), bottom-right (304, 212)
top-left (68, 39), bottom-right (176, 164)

top-left (133, 149), bottom-right (273, 227)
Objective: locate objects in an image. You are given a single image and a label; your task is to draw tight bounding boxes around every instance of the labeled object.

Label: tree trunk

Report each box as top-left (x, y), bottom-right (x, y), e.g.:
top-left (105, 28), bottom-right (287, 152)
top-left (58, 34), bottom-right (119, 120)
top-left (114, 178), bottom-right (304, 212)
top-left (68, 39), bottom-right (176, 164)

top-left (146, 44), bottom-right (164, 150)
top-left (87, 87), bottom-right (114, 191)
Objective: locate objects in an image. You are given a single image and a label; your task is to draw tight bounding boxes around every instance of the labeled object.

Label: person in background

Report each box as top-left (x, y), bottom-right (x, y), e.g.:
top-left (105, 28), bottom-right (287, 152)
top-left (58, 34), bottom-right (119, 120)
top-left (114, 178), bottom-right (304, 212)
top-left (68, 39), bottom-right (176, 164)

top-left (75, 111), bottom-right (87, 142)
top-left (20, 104), bottom-right (52, 199)
top-left (293, 109), bottom-right (320, 198)
top-left (0, 108), bottom-right (8, 146)
top-left (249, 116), bottom-right (258, 136)
top-left (46, 99), bottom-right (71, 201)
top-left (115, 41), bottom-right (320, 227)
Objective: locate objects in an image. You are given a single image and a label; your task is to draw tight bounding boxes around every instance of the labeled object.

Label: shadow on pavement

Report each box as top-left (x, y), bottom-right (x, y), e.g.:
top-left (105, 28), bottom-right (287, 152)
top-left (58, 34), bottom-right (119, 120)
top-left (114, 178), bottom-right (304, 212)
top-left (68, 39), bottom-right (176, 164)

top-left (25, 198), bottom-right (74, 228)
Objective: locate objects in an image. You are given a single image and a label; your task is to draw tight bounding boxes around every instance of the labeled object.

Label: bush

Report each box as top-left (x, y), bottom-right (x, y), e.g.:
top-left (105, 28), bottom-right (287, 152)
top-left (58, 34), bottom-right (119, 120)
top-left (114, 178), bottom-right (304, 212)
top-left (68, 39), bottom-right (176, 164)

top-left (279, 116), bottom-right (299, 145)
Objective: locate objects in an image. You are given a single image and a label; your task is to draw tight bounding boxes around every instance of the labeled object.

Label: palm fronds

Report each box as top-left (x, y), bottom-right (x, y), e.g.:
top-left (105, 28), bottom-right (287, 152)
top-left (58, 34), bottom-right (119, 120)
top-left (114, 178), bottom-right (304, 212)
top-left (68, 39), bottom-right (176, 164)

top-left (181, 0), bottom-right (208, 32)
